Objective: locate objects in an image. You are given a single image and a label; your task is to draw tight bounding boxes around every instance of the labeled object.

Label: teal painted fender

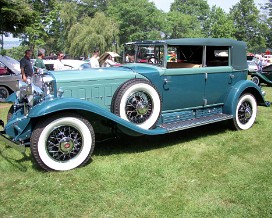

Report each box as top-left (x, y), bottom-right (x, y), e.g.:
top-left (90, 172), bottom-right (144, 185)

top-left (223, 80), bottom-right (266, 115)
top-left (6, 92), bottom-right (17, 103)
top-left (28, 98), bottom-right (167, 135)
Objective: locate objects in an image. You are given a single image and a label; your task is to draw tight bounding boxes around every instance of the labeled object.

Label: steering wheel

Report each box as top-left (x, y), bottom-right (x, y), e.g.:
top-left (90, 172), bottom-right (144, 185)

top-left (148, 57), bottom-right (158, 64)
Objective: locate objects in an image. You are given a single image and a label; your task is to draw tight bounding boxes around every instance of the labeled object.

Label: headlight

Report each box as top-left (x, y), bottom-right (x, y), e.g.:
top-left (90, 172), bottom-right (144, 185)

top-left (16, 80), bottom-right (32, 101)
top-left (43, 75), bottom-right (55, 96)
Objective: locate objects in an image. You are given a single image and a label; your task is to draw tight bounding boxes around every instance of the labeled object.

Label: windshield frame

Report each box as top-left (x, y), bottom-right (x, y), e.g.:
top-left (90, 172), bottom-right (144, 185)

top-left (123, 41), bottom-right (167, 67)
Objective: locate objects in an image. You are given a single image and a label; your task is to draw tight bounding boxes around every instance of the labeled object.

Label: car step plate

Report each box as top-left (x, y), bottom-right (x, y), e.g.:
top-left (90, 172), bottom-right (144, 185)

top-left (160, 114), bottom-right (233, 132)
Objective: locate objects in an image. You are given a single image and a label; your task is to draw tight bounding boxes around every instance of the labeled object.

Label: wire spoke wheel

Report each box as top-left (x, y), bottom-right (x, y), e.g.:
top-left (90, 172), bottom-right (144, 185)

top-left (112, 79), bottom-right (161, 130)
top-left (31, 113), bottom-right (95, 171)
top-left (231, 94), bottom-right (257, 130)
top-left (126, 91), bottom-right (153, 124)
top-left (237, 101), bottom-right (253, 124)
top-left (47, 125), bottom-right (83, 162)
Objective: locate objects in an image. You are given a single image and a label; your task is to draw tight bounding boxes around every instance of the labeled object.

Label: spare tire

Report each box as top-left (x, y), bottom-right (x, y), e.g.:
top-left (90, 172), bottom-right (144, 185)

top-left (112, 79), bottom-right (161, 129)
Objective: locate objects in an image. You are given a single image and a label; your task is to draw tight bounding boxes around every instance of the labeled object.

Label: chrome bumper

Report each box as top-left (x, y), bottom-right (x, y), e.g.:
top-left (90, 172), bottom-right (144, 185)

top-left (0, 130), bottom-right (26, 153)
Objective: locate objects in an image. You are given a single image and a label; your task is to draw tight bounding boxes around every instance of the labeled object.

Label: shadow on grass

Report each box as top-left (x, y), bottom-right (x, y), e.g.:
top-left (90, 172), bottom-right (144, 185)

top-left (94, 121), bottom-right (230, 157)
top-left (0, 146), bottom-right (32, 172)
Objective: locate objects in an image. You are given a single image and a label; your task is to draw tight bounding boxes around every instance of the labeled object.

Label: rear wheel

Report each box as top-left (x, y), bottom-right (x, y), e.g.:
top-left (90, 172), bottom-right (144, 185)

top-left (31, 113), bottom-right (95, 171)
top-left (231, 94), bottom-right (257, 130)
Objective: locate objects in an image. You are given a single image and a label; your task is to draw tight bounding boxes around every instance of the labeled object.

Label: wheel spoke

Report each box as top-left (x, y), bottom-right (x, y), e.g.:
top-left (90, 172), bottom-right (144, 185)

top-left (238, 101), bottom-right (252, 124)
top-left (125, 91), bottom-right (153, 124)
top-left (46, 125), bottom-right (83, 162)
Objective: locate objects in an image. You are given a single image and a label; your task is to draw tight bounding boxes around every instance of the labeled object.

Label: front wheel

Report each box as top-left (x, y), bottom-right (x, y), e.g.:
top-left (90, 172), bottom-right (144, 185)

top-left (252, 76), bottom-right (260, 86)
top-left (30, 113), bottom-right (95, 171)
top-left (231, 94), bottom-right (257, 130)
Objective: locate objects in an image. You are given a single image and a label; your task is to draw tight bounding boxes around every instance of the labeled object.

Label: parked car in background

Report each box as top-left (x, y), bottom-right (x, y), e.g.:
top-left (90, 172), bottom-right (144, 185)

top-left (251, 64), bottom-right (272, 86)
top-left (0, 55), bottom-right (21, 101)
top-left (44, 59), bottom-right (91, 71)
top-left (0, 38), bottom-right (269, 171)
top-left (247, 60), bottom-right (259, 75)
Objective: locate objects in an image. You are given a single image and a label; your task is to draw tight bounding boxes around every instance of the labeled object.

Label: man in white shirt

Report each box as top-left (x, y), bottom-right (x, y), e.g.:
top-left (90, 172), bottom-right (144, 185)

top-left (54, 52), bottom-right (65, 71)
top-left (90, 49), bottom-right (100, 68)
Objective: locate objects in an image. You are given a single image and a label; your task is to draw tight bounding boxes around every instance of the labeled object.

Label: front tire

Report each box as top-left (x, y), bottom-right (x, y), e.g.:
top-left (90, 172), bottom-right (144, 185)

top-left (31, 113), bottom-right (95, 171)
top-left (231, 94), bottom-right (257, 130)
top-left (252, 76), bottom-right (260, 86)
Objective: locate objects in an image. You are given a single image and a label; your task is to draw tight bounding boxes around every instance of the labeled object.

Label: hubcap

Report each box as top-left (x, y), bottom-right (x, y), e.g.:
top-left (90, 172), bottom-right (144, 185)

top-left (125, 91), bottom-right (153, 124)
top-left (238, 101), bottom-right (252, 124)
top-left (60, 137), bottom-right (74, 153)
top-left (46, 126), bottom-right (82, 162)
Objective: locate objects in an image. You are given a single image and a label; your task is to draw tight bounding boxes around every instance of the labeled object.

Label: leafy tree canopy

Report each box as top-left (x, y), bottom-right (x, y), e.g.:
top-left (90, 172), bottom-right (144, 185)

top-left (107, 0), bottom-right (165, 44)
top-left (0, 0), bottom-right (36, 34)
top-left (230, 0), bottom-right (266, 52)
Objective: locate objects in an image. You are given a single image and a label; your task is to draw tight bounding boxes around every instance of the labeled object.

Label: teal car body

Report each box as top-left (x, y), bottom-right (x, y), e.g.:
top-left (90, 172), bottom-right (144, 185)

top-left (0, 38), bottom-right (268, 171)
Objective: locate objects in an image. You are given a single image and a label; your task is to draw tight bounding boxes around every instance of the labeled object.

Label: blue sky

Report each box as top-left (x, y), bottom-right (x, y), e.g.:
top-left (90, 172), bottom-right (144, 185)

top-left (151, 0), bottom-right (265, 12)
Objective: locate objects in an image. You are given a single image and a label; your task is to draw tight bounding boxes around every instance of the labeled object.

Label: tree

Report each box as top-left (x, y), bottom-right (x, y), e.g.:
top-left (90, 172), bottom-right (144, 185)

top-left (260, 0), bottom-right (272, 49)
top-left (0, 0), bottom-right (36, 34)
top-left (107, 0), bottom-right (165, 44)
top-left (230, 0), bottom-right (266, 52)
top-left (170, 0), bottom-right (210, 33)
top-left (205, 6), bottom-right (235, 38)
top-left (67, 12), bottom-right (119, 57)
top-left (164, 11), bottom-right (203, 38)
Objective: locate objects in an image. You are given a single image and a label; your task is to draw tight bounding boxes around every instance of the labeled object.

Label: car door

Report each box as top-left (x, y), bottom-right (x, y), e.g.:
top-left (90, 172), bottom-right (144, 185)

top-left (203, 46), bottom-right (234, 106)
top-left (161, 45), bottom-right (206, 111)
top-left (161, 68), bottom-right (206, 111)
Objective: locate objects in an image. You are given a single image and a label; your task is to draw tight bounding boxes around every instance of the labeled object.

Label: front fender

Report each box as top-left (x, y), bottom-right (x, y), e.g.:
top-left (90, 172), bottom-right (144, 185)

top-left (6, 92), bottom-right (17, 103)
top-left (223, 80), bottom-right (266, 115)
top-left (28, 98), bottom-right (167, 136)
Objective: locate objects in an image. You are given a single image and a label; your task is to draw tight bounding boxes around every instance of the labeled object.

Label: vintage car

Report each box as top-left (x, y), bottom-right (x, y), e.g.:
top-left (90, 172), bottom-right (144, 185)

top-left (0, 38), bottom-right (269, 171)
top-left (0, 55), bottom-right (21, 101)
top-left (251, 64), bottom-right (272, 86)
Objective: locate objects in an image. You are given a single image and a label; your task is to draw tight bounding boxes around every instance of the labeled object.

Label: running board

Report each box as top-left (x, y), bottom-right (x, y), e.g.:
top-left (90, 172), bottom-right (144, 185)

top-left (160, 114), bottom-right (233, 132)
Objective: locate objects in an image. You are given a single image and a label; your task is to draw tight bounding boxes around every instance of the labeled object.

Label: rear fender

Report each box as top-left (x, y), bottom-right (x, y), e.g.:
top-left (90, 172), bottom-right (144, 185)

top-left (223, 80), bottom-right (266, 115)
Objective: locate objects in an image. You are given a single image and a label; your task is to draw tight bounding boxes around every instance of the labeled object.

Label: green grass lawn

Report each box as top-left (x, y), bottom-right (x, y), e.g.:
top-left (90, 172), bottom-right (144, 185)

top-left (0, 87), bottom-right (272, 217)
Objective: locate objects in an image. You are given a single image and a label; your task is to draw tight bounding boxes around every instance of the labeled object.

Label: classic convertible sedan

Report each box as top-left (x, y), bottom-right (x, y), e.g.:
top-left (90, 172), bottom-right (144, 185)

top-left (0, 38), bottom-right (268, 171)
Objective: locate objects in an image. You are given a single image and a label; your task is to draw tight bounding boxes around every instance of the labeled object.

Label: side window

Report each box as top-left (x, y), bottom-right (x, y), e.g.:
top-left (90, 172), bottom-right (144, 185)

top-left (206, 46), bottom-right (229, 67)
top-left (167, 46), bottom-right (203, 69)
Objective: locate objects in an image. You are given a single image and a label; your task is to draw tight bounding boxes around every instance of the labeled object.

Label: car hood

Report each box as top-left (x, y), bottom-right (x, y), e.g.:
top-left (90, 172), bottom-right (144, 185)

top-left (50, 66), bottom-right (139, 83)
top-left (0, 55), bottom-right (21, 75)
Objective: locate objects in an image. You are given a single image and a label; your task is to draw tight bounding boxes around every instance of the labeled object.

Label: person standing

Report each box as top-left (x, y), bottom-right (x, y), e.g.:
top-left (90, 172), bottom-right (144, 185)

top-left (54, 52), bottom-right (65, 71)
top-left (20, 49), bottom-right (34, 83)
top-left (34, 50), bottom-right (46, 73)
top-left (90, 49), bottom-right (100, 68)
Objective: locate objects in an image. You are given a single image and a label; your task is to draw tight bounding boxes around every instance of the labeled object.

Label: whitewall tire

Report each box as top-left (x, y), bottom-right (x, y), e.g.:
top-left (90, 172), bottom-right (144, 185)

top-left (232, 94), bottom-right (257, 130)
top-left (112, 79), bottom-right (161, 130)
top-left (31, 113), bottom-right (95, 171)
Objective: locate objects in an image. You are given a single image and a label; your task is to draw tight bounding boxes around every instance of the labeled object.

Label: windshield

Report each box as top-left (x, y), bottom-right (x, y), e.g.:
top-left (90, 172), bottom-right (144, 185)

top-left (124, 44), bottom-right (165, 66)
